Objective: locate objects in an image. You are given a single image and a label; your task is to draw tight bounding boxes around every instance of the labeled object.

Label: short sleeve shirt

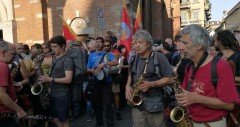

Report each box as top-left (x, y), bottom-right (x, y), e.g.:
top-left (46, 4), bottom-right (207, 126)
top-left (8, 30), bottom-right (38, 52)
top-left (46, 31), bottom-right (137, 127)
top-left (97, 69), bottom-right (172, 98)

top-left (182, 59), bottom-right (239, 122)
top-left (228, 51), bottom-right (240, 76)
top-left (87, 51), bottom-right (115, 82)
top-left (132, 52), bottom-right (172, 83)
top-left (0, 62), bottom-right (17, 113)
top-left (50, 55), bottom-right (73, 97)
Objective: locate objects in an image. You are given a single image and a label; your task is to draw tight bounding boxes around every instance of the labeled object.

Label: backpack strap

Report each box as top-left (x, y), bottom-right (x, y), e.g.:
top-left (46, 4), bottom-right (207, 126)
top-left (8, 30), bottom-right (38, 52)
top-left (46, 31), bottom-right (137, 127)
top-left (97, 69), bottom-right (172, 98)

top-left (186, 57), bottom-right (220, 89)
top-left (186, 61), bottom-right (194, 73)
top-left (153, 52), bottom-right (161, 78)
top-left (211, 57), bottom-right (220, 88)
top-left (129, 55), bottom-right (137, 86)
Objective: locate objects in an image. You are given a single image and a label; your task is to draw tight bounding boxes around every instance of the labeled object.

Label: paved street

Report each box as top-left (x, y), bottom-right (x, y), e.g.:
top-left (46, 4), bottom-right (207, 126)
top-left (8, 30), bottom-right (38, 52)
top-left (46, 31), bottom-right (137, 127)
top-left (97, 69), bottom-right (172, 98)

top-left (70, 107), bottom-right (132, 127)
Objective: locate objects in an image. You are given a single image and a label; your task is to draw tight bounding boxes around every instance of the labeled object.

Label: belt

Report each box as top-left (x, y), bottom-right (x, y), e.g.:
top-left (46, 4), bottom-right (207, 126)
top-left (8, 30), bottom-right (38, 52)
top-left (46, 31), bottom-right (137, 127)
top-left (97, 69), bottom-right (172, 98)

top-left (194, 117), bottom-right (224, 127)
top-left (208, 117), bottom-right (223, 122)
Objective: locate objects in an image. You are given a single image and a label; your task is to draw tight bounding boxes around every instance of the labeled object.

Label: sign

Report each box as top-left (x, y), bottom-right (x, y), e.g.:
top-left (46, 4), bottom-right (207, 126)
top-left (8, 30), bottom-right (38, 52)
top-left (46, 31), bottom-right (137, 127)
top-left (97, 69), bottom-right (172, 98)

top-left (97, 8), bottom-right (106, 30)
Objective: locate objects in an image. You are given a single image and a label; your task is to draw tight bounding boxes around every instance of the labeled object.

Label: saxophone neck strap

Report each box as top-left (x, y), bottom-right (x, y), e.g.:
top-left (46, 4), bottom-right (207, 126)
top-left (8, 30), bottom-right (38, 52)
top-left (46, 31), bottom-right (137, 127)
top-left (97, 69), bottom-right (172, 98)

top-left (187, 52), bottom-right (208, 91)
top-left (142, 51), bottom-right (153, 76)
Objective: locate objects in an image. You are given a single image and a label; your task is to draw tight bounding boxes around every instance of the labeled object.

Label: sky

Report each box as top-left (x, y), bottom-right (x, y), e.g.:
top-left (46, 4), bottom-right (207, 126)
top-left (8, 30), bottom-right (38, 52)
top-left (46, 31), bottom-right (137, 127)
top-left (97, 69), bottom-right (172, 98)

top-left (210, 0), bottom-right (239, 21)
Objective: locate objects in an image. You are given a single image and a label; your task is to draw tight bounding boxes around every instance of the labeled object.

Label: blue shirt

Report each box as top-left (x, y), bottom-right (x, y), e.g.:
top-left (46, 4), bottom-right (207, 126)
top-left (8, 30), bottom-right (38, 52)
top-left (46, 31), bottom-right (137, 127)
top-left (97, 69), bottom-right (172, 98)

top-left (87, 51), bottom-right (115, 82)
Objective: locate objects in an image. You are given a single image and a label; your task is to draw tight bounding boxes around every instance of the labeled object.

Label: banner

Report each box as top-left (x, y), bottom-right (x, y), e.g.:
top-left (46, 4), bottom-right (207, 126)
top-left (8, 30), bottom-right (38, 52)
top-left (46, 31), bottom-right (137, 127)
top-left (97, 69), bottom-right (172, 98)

top-left (134, 0), bottom-right (142, 33)
top-left (119, 0), bottom-right (132, 56)
top-left (62, 17), bottom-right (79, 41)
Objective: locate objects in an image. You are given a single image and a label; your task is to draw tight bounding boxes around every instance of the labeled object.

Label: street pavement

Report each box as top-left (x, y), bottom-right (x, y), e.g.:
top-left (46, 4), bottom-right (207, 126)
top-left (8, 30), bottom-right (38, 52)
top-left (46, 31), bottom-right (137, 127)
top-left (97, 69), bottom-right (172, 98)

top-left (70, 107), bottom-right (132, 127)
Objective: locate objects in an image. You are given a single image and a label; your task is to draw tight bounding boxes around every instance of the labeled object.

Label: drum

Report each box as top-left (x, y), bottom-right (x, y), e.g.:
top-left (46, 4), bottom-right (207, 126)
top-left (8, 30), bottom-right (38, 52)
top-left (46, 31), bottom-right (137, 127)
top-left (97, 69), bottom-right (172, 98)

top-left (95, 67), bottom-right (109, 80)
top-left (109, 66), bottom-right (120, 74)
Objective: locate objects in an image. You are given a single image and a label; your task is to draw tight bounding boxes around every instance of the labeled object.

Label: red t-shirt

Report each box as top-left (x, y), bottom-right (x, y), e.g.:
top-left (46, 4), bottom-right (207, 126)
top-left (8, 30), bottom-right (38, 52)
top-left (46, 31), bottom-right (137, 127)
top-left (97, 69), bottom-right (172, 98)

top-left (182, 58), bottom-right (239, 122)
top-left (0, 62), bottom-right (17, 113)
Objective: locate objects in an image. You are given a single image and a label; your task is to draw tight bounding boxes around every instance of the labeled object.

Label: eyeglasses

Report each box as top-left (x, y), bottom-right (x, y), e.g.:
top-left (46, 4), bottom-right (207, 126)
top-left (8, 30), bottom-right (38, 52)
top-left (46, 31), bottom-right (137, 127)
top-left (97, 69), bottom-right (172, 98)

top-left (104, 45), bottom-right (110, 47)
top-left (8, 51), bottom-right (16, 55)
top-left (42, 47), bottom-right (49, 49)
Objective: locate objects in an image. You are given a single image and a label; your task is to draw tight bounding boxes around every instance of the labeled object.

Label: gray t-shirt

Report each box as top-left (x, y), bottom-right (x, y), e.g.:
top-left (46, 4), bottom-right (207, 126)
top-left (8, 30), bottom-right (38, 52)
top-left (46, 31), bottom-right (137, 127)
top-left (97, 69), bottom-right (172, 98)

top-left (132, 52), bottom-right (172, 83)
top-left (50, 54), bottom-right (73, 97)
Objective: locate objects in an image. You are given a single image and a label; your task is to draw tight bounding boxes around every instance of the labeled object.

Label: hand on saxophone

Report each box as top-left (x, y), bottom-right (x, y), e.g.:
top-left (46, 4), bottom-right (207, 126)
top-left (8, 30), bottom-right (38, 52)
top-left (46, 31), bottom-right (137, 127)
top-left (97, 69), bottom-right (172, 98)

top-left (175, 89), bottom-right (198, 107)
top-left (16, 107), bottom-right (27, 119)
top-left (13, 82), bottom-right (23, 92)
top-left (125, 85), bottom-right (132, 101)
top-left (138, 81), bottom-right (154, 92)
top-left (39, 73), bottom-right (52, 83)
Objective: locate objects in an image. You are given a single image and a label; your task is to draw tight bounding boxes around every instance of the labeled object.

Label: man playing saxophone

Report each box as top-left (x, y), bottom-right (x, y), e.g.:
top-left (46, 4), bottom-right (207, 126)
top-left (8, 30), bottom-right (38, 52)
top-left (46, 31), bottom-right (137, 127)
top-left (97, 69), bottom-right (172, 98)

top-left (125, 30), bottom-right (173, 127)
top-left (39, 35), bottom-right (73, 127)
top-left (175, 25), bottom-right (239, 127)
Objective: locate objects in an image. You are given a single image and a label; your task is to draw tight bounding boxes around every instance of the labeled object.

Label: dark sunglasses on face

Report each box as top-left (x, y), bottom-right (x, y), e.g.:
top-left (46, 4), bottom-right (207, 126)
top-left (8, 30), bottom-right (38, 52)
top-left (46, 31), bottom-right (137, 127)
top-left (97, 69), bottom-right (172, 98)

top-left (104, 45), bottom-right (110, 47)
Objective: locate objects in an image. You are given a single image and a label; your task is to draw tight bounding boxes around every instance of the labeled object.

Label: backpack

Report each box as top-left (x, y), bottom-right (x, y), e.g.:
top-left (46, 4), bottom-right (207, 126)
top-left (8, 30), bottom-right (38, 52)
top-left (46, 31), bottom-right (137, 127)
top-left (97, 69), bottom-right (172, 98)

top-left (152, 52), bottom-right (175, 105)
top-left (67, 48), bottom-right (87, 82)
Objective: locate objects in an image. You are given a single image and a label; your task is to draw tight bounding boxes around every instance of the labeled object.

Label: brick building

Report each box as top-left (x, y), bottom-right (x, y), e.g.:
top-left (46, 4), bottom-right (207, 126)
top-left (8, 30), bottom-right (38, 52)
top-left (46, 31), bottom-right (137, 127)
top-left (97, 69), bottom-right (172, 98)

top-left (0, 0), bottom-right (180, 45)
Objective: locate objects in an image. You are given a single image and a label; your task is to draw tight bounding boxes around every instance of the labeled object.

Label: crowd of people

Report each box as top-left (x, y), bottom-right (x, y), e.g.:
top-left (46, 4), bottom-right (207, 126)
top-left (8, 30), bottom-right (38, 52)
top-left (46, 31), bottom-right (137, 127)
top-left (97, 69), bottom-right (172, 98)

top-left (0, 25), bottom-right (240, 127)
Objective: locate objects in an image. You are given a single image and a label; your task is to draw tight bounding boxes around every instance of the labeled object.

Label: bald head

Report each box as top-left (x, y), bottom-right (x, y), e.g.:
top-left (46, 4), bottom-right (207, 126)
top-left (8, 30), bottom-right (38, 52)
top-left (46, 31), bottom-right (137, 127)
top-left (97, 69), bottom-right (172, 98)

top-left (15, 43), bottom-right (24, 54)
top-left (0, 41), bottom-right (16, 64)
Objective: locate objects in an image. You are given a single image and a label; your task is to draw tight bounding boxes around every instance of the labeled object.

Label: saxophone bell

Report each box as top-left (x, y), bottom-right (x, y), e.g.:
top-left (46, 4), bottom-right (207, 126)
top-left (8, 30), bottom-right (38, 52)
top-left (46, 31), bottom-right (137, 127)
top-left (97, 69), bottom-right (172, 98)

top-left (132, 94), bottom-right (143, 106)
top-left (170, 107), bottom-right (185, 122)
top-left (31, 83), bottom-right (43, 95)
top-left (127, 79), bottom-right (144, 107)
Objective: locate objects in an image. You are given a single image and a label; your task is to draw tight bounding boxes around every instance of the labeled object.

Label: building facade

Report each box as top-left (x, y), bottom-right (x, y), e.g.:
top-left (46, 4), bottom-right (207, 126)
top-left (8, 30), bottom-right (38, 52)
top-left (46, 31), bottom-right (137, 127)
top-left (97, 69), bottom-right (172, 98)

top-left (209, 21), bottom-right (221, 36)
top-left (180, 0), bottom-right (211, 30)
top-left (215, 2), bottom-right (240, 33)
top-left (224, 1), bottom-right (240, 31)
top-left (0, 0), bottom-right (180, 45)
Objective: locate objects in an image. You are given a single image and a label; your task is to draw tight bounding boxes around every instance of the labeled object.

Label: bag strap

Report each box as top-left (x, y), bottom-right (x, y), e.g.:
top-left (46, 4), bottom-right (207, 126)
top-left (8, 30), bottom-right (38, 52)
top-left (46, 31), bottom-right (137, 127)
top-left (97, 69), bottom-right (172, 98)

top-left (98, 52), bottom-right (107, 65)
top-left (50, 54), bottom-right (67, 76)
top-left (211, 57), bottom-right (220, 88)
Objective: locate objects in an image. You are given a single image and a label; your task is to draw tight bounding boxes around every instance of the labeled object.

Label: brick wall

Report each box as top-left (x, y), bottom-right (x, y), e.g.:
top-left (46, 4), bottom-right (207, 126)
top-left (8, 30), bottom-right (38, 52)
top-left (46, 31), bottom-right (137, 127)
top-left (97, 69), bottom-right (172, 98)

top-left (14, 0), bottom-right (45, 46)
top-left (13, 0), bottom-right (180, 45)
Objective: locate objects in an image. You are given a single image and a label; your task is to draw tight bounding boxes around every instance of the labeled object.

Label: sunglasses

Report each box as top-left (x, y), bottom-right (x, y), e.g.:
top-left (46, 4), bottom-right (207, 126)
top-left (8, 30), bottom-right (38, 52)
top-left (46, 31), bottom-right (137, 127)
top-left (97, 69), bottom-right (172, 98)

top-left (104, 45), bottom-right (110, 47)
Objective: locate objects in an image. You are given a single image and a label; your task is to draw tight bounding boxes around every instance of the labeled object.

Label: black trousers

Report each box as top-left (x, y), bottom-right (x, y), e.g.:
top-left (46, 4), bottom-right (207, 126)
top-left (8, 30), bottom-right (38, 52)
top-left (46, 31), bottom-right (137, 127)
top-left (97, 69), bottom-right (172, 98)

top-left (71, 82), bottom-right (83, 116)
top-left (93, 79), bottom-right (114, 126)
top-left (0, 117), bottom-right (19, 127)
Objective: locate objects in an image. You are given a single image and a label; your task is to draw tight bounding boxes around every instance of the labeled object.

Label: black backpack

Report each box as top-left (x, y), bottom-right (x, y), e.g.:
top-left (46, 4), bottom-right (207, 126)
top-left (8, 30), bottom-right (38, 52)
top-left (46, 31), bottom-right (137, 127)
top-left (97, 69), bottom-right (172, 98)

top-left (67, 48), bottom-right (87, 82)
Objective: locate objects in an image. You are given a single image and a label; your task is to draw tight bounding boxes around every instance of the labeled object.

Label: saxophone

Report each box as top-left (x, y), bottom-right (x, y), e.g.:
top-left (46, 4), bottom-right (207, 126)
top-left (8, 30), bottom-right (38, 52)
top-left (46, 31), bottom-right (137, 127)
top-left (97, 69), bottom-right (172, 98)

top-left (31, 54), bottom-right (50, 110)
top-left (170, 57), bottom-right (193, 127)
top-left (127, 74), bottom-right (144, 106)
top-left (127, 52), bottom-right (152, 107)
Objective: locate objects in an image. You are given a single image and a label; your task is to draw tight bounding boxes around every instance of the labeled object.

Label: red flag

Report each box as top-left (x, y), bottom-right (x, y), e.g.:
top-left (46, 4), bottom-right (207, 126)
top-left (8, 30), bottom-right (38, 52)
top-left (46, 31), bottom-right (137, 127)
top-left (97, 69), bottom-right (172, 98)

top-left (134, 0), bottom-right (142, 33)
top-left (62, 17), bottom-right (79, 41)
top-left (119, 0), bottom-right (132, 57)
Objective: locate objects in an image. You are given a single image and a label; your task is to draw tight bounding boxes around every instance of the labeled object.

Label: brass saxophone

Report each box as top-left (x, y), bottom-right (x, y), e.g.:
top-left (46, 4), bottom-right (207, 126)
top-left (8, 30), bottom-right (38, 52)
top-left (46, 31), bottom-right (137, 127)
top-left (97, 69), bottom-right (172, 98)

top-left (170, 57), bottom-right (193, 127)
top-left (127, 74), bottom-right (144, 106)
top-left (31, 54), bottom-right (50, 110)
